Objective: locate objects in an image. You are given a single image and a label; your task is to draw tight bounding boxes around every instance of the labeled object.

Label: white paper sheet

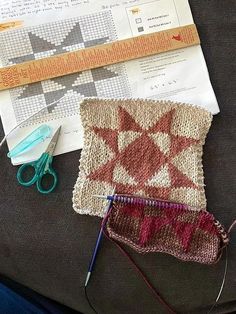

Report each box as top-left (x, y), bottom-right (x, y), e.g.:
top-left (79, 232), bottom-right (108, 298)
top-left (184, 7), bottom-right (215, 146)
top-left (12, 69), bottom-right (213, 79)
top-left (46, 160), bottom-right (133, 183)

top-left (0, 0), bottom-right (219, 165)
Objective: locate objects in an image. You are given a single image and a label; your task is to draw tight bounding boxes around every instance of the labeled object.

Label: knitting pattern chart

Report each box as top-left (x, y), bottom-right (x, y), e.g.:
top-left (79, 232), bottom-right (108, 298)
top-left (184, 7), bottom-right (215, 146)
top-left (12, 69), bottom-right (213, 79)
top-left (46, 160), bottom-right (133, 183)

top-left (0, 11), bottom-right (131, 125)
top-left (0, 0), bottom-right (219, 166)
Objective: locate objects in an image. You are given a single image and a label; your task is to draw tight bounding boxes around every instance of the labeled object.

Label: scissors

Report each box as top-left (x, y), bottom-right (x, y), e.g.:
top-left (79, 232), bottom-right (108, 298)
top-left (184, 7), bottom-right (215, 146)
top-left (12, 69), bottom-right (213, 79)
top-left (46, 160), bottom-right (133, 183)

top-left (16, 126), bottom-right (61, 194)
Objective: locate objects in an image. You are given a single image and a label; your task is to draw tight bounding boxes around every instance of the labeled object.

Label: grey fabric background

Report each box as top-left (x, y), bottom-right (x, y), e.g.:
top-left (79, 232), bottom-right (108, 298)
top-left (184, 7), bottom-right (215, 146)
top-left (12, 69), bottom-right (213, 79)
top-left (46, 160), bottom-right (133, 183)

top-left (0, 1), bottom-right (235, 313)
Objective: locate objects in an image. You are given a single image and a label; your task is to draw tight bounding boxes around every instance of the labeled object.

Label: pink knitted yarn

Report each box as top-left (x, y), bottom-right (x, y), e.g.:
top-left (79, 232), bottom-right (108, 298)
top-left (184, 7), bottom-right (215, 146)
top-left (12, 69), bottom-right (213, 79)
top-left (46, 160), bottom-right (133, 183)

top-left (106, 195), bottom-right (228, 264)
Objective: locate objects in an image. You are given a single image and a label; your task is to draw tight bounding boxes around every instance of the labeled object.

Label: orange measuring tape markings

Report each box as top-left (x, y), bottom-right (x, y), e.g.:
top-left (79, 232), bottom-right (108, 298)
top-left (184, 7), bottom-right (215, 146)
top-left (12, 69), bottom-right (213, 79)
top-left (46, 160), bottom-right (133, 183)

top-left (0, 20), bottom-right (23, 32)
top-left (0, 24), bottom-right (200, 91)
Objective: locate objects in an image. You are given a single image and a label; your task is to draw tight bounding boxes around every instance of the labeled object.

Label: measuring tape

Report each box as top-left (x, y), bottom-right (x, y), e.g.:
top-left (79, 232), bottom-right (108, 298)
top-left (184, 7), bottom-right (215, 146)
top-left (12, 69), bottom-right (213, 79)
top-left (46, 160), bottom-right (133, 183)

top-left (0, 24), bottom-right (200, 91)
top-left (0, 20), bottom-right (23, 32)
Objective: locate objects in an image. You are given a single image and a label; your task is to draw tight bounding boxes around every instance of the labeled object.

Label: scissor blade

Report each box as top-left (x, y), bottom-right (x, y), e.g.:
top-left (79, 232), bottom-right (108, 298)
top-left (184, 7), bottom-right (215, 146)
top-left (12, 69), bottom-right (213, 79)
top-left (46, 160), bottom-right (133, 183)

top-left (45, 126), bottom-right (61, 155)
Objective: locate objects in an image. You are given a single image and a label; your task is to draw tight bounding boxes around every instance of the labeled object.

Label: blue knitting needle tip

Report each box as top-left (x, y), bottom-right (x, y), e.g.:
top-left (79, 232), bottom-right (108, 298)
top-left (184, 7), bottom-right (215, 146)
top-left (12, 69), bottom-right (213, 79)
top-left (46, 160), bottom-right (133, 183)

top-left (85, 187), bottom-right (116, 287)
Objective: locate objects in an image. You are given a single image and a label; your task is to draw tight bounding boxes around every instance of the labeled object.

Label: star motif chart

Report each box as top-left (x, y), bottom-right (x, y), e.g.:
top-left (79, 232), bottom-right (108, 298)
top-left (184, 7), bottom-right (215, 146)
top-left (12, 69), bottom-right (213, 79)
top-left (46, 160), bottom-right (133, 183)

top-left (0, 11), bottom-right (131, 125)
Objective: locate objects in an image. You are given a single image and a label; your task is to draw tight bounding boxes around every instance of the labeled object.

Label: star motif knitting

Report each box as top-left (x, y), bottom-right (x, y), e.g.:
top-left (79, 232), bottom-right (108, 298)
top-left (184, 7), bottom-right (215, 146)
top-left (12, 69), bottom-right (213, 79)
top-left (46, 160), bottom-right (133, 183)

top-left (89, 107), bottom-right (199, 198)
top-left (73, 99), bottom-right (228, 265)
top-left (73, 99), bottom-right (212, 217)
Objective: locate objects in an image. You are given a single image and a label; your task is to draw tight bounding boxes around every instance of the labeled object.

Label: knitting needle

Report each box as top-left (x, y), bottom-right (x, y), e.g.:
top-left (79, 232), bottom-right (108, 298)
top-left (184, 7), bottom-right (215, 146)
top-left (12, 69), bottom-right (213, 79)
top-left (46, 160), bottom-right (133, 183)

top-left (84, 187), bottom-right (116, 287)
top-left (93, 194), bottom-right (196, 212)
top-left (93, 194), bottom-right (114, 201)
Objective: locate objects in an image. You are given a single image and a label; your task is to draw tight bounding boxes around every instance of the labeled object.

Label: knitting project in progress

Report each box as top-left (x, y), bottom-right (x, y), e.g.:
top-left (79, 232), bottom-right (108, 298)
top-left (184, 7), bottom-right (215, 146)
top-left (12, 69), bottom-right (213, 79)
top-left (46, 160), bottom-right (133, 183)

top-left (106, 194), bottom-right (228, 264)
top-left (73, 98), bottom-right (212, 217)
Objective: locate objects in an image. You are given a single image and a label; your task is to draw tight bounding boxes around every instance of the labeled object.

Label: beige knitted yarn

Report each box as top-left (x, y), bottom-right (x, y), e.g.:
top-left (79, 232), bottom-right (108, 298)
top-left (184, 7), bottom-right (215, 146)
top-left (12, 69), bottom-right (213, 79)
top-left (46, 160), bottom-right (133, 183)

top-left (73, 98), bottom-right (212, 217)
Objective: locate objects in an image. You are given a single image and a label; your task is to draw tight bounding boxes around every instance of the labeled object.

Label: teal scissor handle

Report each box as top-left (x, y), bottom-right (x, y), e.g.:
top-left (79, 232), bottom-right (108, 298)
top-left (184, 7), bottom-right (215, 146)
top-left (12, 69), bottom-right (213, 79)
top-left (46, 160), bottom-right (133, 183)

top-left (17, 152), bottom-right (58, 194)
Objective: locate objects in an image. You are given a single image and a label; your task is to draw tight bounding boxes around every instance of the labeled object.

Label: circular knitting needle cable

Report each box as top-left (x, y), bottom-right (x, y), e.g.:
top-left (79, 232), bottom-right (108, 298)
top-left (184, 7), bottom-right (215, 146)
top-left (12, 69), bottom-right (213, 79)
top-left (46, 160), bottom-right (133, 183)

top-left (103, 229), bottom-right (176, 314)
top-left (0, 95), bottom-right (67, 149)
top-left (207, 246), bottom-right (228, 314)
top-left (84, 286), bottom-right (99, 314)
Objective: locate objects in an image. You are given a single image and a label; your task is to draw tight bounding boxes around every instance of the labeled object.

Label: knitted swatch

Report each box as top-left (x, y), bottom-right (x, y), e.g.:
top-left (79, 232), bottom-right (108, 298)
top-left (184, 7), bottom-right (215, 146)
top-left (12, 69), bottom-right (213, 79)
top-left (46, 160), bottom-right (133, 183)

top-left (73, 98), bottom-right (212, 217)
top-left (106, 194), bottom-right (228, 264)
